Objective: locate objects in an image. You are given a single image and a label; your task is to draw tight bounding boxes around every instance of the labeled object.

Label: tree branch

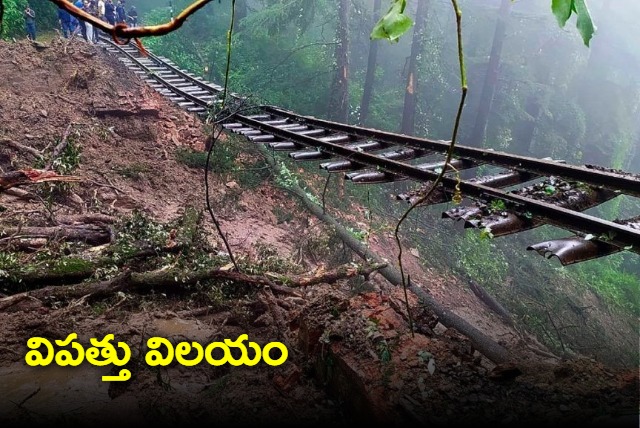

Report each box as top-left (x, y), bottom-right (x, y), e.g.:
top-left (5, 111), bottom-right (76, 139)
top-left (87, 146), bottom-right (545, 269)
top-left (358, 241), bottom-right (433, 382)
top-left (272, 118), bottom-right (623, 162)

top-left (46, 0), bottom-right (215, 40)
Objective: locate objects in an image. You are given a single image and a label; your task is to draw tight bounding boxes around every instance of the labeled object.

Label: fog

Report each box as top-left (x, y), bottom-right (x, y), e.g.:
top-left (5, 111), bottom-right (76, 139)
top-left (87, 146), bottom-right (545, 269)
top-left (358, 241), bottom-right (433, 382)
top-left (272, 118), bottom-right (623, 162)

top-left (137, 0), bottom-right (639, 172)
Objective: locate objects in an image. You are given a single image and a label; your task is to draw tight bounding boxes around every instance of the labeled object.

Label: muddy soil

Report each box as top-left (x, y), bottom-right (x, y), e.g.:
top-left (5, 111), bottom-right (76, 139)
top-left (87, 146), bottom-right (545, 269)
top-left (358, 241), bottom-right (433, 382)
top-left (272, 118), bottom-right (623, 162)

top-left (0, 39), bottom-right (637, 428)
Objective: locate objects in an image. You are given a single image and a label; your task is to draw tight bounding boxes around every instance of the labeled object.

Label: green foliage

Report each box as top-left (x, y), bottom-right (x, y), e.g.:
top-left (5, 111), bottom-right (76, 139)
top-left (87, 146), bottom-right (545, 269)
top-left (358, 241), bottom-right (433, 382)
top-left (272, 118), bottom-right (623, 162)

top-left (573, 254), bottom-right (639, 314)
top-left (239, 243), bottom-right (303, 275)
top-left (0, 252), bottom-right (20, 282)
top-left (551, 0), bottom-right (596, 46)
top-left (111, 210), bottom-right (170, 262)
top-left (1, 0), bottom-right (27, 40)
top-left (50, 137), bottom-right (82, 175)
top-left (452, 230), bottom-right (508, 286)
top-left (370, 0), bottom-right (413, 43)
top-left (488, 199), bottom-right (506, 213)
top-left (49, 257), bottom-right (94, 276)
top-left (369, 1), bottom-right (596, 46)
top-left (175, 148), bottom-right (213, 169)
top-left (33, 136), bottom-right (81, 201)
top-left (241, 0), bottom-right (319, 37)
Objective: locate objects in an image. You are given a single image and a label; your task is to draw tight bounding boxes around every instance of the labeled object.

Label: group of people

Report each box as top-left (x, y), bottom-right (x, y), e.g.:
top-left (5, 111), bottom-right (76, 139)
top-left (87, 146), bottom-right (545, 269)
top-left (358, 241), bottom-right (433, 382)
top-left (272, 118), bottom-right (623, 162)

top-left (57, 0), bottom-right (139, 42)
top-left (102, 0), bottom-right (139, 27)
top-left (24, 0), bottom-right (139, 43)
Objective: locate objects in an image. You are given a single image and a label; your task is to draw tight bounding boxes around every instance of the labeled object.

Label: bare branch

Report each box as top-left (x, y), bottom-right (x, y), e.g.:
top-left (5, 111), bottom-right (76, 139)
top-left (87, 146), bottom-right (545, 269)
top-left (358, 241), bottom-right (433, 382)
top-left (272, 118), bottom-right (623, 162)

top-left (47, 0), bottom-right (215, 40)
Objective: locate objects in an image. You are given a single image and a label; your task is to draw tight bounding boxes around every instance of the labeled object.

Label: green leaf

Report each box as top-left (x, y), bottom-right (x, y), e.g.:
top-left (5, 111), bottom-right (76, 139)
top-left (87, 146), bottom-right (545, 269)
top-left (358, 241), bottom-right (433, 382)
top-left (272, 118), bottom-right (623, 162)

top-left (550, 0), bottom-right (596, 46)
top-left (574, 0), bottom-right (596, 46)
top-left (370, 0), bottom-right (414, 43)
top-left (551, 0), bottom-right (573, 27)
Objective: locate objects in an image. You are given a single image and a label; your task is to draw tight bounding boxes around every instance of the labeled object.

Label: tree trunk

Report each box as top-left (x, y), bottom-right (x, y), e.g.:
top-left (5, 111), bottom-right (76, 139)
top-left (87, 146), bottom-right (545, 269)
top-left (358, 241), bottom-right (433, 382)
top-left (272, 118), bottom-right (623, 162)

top-left (359, 0), bottom-right (381, 126)
top-left (327, 0), bottom-right (350, 123)
top-left (256, 145), bottom-right (511, 364)
top-left (0, 225), bottom-right (111, 246)
top-left (400, 0), bottom-right (429, 135)
top-left (511, 92), bottom-right (541, 156)
top-left (234, 0), bottom-right (248, 29)
top-left (468, 0), bottom-right (511, 147)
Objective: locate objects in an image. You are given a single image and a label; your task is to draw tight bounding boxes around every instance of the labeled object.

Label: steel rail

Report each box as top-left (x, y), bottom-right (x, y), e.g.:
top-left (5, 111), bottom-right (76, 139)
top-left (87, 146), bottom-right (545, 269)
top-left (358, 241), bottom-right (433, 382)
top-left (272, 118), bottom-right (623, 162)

top-left (100, 38), bottom-right (640, 253)
top-left (234, 114), bottom-right (640, 251)
top-left (262, 106), bottom-right (640, 198)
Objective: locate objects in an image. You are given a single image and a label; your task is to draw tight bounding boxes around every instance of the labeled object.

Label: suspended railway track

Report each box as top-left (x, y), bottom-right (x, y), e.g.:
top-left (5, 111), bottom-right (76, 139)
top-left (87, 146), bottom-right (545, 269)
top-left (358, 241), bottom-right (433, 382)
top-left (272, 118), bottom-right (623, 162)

top-left (100, 37), bottom-right (640, 266)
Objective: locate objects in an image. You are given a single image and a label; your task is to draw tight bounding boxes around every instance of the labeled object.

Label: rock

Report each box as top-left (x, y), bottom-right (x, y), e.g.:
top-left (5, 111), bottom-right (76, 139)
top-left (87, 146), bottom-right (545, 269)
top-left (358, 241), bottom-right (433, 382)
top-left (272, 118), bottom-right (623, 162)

top-left (225, 181), bottom-right (239, 190)
top-left (433, 322), bottom-right (448, 335)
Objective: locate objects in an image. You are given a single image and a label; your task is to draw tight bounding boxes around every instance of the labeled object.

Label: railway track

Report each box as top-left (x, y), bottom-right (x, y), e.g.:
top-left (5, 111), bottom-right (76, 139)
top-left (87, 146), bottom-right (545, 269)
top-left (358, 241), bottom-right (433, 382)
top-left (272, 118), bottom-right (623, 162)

top-left (100, 37), bottom-right (640, 266)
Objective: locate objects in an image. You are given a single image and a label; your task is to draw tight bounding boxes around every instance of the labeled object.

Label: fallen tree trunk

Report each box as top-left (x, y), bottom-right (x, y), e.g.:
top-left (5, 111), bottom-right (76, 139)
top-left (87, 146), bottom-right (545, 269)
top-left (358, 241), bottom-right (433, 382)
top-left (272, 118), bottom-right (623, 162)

top-left (268, 262), bottom-right (386, 288)
top-left (0, 261), bottom-right (379, 309)
top-left (128, 262), bottom-right (382, 291)
top-left (0, 168), bottom-right (81, 192)
top-left (468, 279), bottom-right (514, 327)
top-left (1, 207), bottom-right (203, 288)
top-left (56, 213), bottom-right (117, 225)
top-left (0, 224), bottom-right (111, 245)
top-left (258, 146), bottom-right (511, 364)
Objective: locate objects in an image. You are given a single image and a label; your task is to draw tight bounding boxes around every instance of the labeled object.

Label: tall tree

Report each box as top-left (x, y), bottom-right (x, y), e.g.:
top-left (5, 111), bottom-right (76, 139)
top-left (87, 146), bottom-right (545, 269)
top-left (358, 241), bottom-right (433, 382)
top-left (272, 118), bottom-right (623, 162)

top-left (327, 0), bottom-right (350, 123)
top-left (400, 0), bottom-right (429, 135)
top-left (359, 0), bottom-right (381, 126)
top-left (234, 0), bottom-right (248, 29)
top-left (469, 0), bottom-right (512, 147)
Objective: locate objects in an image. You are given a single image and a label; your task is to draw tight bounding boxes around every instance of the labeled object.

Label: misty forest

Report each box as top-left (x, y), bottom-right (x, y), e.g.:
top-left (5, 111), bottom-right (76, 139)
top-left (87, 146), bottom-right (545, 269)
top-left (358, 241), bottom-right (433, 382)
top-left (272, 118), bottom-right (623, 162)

top-left (0, 0), bottom-right (640, 424)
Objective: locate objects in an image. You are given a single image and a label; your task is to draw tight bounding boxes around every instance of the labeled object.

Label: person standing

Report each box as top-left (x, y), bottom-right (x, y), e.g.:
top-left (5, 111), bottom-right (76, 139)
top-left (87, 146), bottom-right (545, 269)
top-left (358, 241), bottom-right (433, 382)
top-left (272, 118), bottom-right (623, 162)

top-left (83, 1), bottom-right (94, 43)
top-left (104, 0), bottom-right (116, 25)
top-left (127, 5), bottom-right (138, 27)
top-left (24, 5), bottom-right (36, 40)
top-left (115, 1), bottom-right (126, 24)
top-left (58, 6), bottom-right (72, 38)
top-left (73, 0), bottom-right (88, 40)
top-left (97, 0), bottom-right (105, 19)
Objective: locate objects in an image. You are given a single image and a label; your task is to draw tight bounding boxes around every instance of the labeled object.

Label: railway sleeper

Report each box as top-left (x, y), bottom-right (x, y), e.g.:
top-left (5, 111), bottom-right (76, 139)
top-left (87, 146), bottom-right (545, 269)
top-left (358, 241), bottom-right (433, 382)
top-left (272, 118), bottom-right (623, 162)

top-left (401, 170), bottom-right (536, 205)
top-left (527, 215), bottom-right (640, 265)
top-left (347, 158), bottom-right (473, 185)
top-left (249, 135), bottom-right (277, 143)
top-left (319, 142), bottom-right (387, 172)
top-left (289, 137), bottom-right (368, 160)
top-left (528, 236), bottom-right (621, 266)
top-left (442, 178), bottom-right (618, 238)
top-left (269, 142), bottom-right (300, 151)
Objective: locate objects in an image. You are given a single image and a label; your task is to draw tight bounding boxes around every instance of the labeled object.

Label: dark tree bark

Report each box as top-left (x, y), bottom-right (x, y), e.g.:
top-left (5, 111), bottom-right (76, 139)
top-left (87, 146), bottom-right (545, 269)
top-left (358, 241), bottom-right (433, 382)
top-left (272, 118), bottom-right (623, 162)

top-left (359, 0), bottom-right (381, 126)
top-left (511, 92), bottom-right (541, 156)
top-left (400, 0), bottom-right (429, 135)
top-left (327, 0), bottom-right (350, 123)
top-left (468, 0), bottom-right (512, 147)
top-left (234, 0), bottom-right (248, 29)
